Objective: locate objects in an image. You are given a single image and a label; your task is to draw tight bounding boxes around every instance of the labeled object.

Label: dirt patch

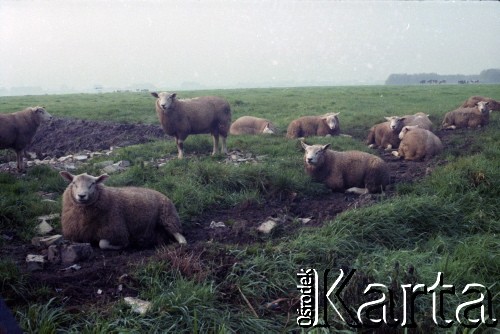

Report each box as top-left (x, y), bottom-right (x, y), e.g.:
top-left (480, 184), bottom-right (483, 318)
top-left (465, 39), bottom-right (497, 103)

top-left (1, 118), bottom-right (452, 312)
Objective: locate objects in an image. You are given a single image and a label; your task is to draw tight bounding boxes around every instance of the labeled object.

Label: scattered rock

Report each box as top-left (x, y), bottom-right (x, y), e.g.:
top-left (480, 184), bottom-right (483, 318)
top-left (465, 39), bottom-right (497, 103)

top-left (124, 297), bottom-right (152, 315)
top-left (26, 254), bottom-right (46, 272)
top-left (36, 220), bottom-right (54, 235)
top-left (32, 234), bottom-right (63, 247)
top-left (209, 221), bottom-right (227, 229)
top-left (48, 242), bottom-right (93, 264)
top-left (257, 220), bottom-right (277, 234)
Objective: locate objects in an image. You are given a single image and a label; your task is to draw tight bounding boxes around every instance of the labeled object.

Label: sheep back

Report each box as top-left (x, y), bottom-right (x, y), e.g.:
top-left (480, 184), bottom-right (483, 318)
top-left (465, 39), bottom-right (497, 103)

top-left (461, 96), bottom-right (500, 112)
top-left (302, 143), bottom-right (389, 193)
top-left (286, 114), bottom-right (340, 138)
top-left (61, 173), bottom-right (184, 249)
top-left (398, 127), bottom-right (443, 161)
top-left (230, 116), bottom-right (277, 135)
top-left (402, 112), bottom-right (434, 131)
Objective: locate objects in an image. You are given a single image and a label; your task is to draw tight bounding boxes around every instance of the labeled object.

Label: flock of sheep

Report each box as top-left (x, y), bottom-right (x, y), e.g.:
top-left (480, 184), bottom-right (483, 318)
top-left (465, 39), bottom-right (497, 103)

top-left (0, 93), bottom-right (498, 251)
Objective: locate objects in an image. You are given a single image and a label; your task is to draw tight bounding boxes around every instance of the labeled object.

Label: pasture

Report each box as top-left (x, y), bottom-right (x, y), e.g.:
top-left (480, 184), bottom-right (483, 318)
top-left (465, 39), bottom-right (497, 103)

top-left (0, 85), bottom-right (499, 333)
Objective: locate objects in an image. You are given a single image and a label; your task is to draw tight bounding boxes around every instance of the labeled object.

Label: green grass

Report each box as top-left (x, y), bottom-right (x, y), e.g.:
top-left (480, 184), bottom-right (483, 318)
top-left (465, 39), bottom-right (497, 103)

top-left (1, 85), bottom-right (499, 332)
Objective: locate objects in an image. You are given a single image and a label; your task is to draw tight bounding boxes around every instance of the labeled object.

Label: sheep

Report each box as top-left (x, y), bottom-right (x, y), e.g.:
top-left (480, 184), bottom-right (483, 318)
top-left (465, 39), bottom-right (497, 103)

top-left (0, 106), bottom-right (52, 172)
top-left (229, 116), bottom-right (277, 135)
top-left (151, 92), bottom-right (232, 159)
top-left (461, 96), bottom-right (500, 112)
top-left (301, 141), bottom-right (389, 195)
top-left (366, 116), bottom-right (405, 150)
top-left (286, 113), bottom-right (340, 138)
top-left (442, 101), bottom-right (490, 130)
top-left (402, 112), bottom-right (434, 131)
top-left (59, 171), bottom-right (187, 250)
top-left (392, 125), bottom-right (443, 161)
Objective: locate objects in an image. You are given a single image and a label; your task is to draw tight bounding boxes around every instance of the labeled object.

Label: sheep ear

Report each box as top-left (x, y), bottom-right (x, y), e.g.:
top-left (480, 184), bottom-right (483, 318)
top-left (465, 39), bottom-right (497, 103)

top-left (334, 112), bottom-right (340, 116)
top-left (300, 141), bottom-right (309, 150)
top-left (60, 171), bottom-right (74, 182)
top-left (96, 174), bottom-right (109, 184)
top-left (170, 93), bottom-right (177, 99)
top-left (384, 117), bottom-right (392, 121)
top-left (322, 144), bottom-right (331, 151)
top-left (400, 117), bottom-right (406, 121)
top-left (151, 92), bottom-right (159, 98)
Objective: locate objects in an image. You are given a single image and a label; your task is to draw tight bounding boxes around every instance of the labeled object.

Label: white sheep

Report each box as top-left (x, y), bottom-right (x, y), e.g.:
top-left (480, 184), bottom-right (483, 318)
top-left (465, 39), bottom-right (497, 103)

top-left (442, 101), bottom-right (490, 130)
top-left (402, 112), bottom-right (434, 131)
top-left (392, 125), bottom-right (443, 161)
top-left (301, 141), bottom-right (389, 195)
top-left (286, 113), bottom-right (340, 138)
top-left (60, 171), bottom-right (187, 250)
top-left (366, 116), bottom-right (405, 150)
top-left (0, 106), bottom-right (52, 172)
top-left (151, 92), bottom-right (232, 158)
top-left (229, 116), bottom-right (277, 135)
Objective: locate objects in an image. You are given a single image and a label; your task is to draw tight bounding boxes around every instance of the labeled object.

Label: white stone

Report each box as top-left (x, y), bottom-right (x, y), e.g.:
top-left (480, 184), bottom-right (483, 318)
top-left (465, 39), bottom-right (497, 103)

top-left (124, 297), bottom-right (152, 315)
top-left (257, 220), bottom-right (277, 234)
top-left (209, 221), bottom-right (227, 229)
top-left (36, 220), bottom-right (54, 235)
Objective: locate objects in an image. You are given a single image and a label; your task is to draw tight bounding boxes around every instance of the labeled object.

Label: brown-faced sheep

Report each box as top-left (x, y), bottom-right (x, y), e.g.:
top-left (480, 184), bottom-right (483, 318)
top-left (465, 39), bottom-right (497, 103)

top-left (229, 116), bottom-right (277, 135)
top-left (366, 116), bottom-right (405, 150)
top-left (442, 101), bottom-right (490, 130)
top-left (402, 112), bottom-right (434, 131)
top-left (0, 106), bottom-right (52, 172)
top-left (151, 92), bottom-right (232, 159)
top-left (286, 113), bottom-right (340, 138)
top-left (461, 96), bottom-right (500, 112)
top-left (60, 171), bottom-right (186, 250)
top-left (392, 125), bottom-right (443, 161)
top-left (301, 142), bottom-right (389, 195)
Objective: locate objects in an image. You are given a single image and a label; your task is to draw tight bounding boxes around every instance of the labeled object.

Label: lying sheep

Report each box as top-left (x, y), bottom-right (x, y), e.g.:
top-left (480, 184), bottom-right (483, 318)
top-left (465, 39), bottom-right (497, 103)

top-left (286, 113), bottom-right (340, 138)
top-left (230, 116), bottom-right (277, 135)
top-left (442, 101), bottom-right (490, 130)
top-left (60, 171), bottom-right (187, 250)
top-left (0, 106), bottom-right (52, 172)
top-left (402, 112), bottom-right (434, 131)
top-left (151, 92), bottom-right (232, 158)
top-left (461, 96), bottom-right (500, 112)
top-left (366, 116), bottom-right (405, 150)
top-left (301, 141), bottom-right (389, 195)
top-left (393, 126), bottom-right (443, 161)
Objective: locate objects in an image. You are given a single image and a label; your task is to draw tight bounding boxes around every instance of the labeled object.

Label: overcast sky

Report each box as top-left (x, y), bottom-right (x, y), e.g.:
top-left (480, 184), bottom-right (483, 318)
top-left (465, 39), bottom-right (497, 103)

top-left (1, 0), bottom-right (499, 93)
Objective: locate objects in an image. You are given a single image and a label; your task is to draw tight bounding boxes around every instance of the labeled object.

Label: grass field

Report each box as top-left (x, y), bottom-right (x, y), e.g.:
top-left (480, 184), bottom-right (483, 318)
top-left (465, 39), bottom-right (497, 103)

top-left (0, 85), bottom-right (499, 333)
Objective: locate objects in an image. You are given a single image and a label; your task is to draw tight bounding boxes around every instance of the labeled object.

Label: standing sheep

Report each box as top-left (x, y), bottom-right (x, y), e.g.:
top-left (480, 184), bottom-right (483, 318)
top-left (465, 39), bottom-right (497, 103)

top-left (286, 113), bottom-right (340, 138)
top-left (393, 125), bottom-right (443, 161)
top-left (229, 116), bottom-right (277, 135)
top-left (0, 106), bottom-right (52, 172)
top-left (301, 142), bottom-right (389, 195)
top-left (366, 116), bottom-right (405, 150)
top-left (60, 171), bottom-right (187, 250)
top-left (461, 96), bottom-right (500, 112)
top-left (442, 101), bottom-right (490, 130)
top-left (151, 92), bottom-right (232, 159)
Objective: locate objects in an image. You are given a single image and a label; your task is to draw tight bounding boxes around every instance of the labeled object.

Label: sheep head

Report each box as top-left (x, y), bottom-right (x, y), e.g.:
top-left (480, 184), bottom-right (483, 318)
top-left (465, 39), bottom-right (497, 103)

top-left (399, 125), bottom-right (419, 140)
top-left (301, 141), bottom-right (330, 166)
top-left (476, 101), bottom-right (490, 114)
top-left (60, 171), bottom-right (109, 205)
top-left (322, 113), bottom-right (340, 130)
top-left (262, 122), bottom-right (275, 134)
top-left (385, 116), bottom-right (405, 132)
top-left (151, 92), bottom-right (177, 112)
top-left (32, 106), bottom-right (53, 122)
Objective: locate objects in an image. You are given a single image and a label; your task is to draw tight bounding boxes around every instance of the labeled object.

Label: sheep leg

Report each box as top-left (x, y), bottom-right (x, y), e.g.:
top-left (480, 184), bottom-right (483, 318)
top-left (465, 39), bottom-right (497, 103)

top-left (175, 138), bottom-right (184, 159)
top-left (345, 187), bottom-right (368, 195)
top-left (16, 150), bottom-right (25, 172)
top-left (221, 135), bottom-right (228, 155)
top-left (173, 233), bottom-right (187, 244)
top-left (212, 134), bottom-right (220, 155)
top-left (99, 239), bottom-right (123, 250)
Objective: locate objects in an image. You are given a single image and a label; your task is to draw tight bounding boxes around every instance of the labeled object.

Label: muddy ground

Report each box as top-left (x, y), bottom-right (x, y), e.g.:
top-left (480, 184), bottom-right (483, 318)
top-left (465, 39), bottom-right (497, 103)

top-left (1, 117), bottom-right (455, 317)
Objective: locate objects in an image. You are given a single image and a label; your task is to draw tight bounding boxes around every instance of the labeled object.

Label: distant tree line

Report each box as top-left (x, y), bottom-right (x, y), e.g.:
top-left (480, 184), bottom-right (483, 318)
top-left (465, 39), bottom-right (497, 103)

top-left (385, 68), bottom-right (500, 85)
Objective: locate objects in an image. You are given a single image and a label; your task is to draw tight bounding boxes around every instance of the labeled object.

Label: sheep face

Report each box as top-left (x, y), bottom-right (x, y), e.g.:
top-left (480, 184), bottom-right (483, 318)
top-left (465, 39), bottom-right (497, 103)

top-left (151, 92), bottom-right (177, 112)
top-left (301, 142), bottom-right (330, 166)
top-left (323, 113), bottom-right (340, 131)
top-left (262, 123), bottom-right (275, 134)
top-left (60, 172), bottom-right (109, 204)
top-left (385, 116), bottom-right (405, 132)
top-left (476, 101), bottom-right (490, 114)
top-left (33, 106), bottom-right (52, 121)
